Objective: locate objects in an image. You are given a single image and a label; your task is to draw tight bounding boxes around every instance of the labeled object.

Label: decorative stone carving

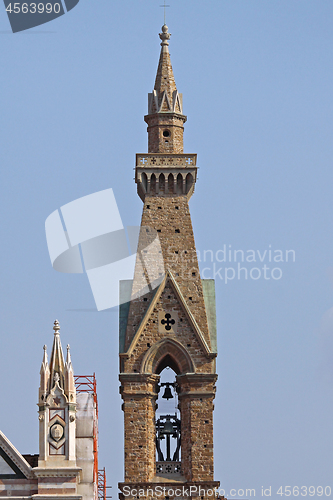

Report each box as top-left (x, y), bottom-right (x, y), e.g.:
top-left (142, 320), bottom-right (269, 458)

top-left (50, 423), bottom-right (64, 442)
top-left (158, 310), bottom-right (178, 334)
top-left (48, 414), bottom-right (66, 450)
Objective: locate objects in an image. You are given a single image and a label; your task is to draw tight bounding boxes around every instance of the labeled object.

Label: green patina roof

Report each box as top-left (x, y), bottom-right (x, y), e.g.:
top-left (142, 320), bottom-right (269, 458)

top-left (119, 280), bottom-right (133, 354)
top-left (202, 279), bottom-right (217, 353)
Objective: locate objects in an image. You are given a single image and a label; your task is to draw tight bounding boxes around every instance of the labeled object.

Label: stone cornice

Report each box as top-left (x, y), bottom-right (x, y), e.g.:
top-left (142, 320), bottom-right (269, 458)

top-left (119, 373), bottom-right (160, 384)
top-left (177, 373), bottom-right (218, 384)
top-left (144, 112), bottom-right (187, 123)
top-left (0, 431), bottom-right (34, 479)
top-left (118, 480), bottom-right (220, 489)
top-left (32, 467), bottom-right (82, 478)
top-left (32, 496), bottom-right (82, 500)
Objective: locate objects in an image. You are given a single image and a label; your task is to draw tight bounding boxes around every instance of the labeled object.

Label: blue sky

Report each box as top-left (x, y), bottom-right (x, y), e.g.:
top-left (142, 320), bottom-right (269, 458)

top-left (1, 0), bottom-right (333, 497)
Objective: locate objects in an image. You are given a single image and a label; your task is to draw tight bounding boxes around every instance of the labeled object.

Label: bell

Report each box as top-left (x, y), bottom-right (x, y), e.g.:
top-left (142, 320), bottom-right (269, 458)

top-left (162, 418), bottom-right (174, 435)
top-left (162, 384), bottom-right (173, 400)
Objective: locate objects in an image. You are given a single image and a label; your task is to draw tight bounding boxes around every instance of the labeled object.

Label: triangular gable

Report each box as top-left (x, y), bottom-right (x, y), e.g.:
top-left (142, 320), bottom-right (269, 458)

top-left (125, 270), bottom-right (215, 360)
top-left (0, 431), bottom-right (34, 479)
top-left (148, 90), bottom-right (159, 114)
top-left (159, 91), bottom-right (172, 112)
top-left (172, 90), bottom-right (183, 114)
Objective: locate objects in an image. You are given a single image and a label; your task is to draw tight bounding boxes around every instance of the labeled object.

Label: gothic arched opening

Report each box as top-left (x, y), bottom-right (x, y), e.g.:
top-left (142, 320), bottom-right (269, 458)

top-left (141, 172), bottom-right (148, 192)
top-left (150, 173), bottom-right (156, 194)
top-left (168, 173), bottom-right (174, 194)
top-left (185, 173), bottom-right (193, 194)
top-left (141, 338), bottom-right (195, 375)
top-left (159, 173), bottom-right (165, 194)
top-left (156, 367), bottom-right (181, 470)
top-left (176, 173), bottom-right (183, 195)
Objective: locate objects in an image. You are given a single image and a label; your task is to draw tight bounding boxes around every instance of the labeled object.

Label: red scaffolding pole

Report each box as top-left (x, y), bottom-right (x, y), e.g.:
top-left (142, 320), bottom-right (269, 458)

top-left (98, 468), bottom-right (106, 500)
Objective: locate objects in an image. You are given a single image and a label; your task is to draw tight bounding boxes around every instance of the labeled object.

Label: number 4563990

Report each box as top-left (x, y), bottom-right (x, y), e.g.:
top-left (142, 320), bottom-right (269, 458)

top-left (277, 487), bottom-right (332, 497)
top-left (6, 3), bottom-right (61, 14)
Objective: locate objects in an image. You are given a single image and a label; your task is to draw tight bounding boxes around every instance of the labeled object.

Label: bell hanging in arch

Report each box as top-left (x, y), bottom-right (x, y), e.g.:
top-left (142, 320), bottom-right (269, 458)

top-left (162, 417), bottom-right (174, 435)
top-left (162, 383), bottom-right (173, 400)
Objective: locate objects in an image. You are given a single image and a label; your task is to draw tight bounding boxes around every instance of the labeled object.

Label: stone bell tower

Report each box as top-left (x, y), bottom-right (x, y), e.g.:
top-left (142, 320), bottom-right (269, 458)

top-left (119, 25), bottom-right (219, 500)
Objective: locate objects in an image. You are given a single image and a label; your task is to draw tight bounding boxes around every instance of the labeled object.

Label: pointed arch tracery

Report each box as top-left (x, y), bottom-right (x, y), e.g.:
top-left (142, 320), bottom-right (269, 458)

top-left (141, 338), bottom-right (195, 375)
top-left (176, 173), bottom-right (183, 194)
top-left (150, 173), bottom-right (156, 194)
top-left (159, 173), bottom-right (165, 193)
top-left (185, 172), bottom-right (193, 194)
top-left (141, 172), bottom-right (148, 192)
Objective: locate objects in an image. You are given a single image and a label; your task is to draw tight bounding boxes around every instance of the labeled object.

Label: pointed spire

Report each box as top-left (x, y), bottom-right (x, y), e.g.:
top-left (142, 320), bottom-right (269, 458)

top-left (64, 344), bottom-right (75, 398)
top-left (145, 25), bottom-right (187, 154)
top-left (41, 344), bottom-right (48, 371)
top-left (154, 25), bottom-right (177, 100)
top-left (65, 344), bottom-right (72, 368)
top-left (39, 344), bottom-right (50, 397)
top-left (49, 320), bottom-right (65, 390)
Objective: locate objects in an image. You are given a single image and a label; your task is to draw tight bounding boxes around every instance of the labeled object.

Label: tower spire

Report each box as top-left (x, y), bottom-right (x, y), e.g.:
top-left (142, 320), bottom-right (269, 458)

top-left (154, 25), bottom-right (176, 99)
top-left (145, 25), bottom-right (186, 154)
top-left (49, 319), bottom-right (65, 390)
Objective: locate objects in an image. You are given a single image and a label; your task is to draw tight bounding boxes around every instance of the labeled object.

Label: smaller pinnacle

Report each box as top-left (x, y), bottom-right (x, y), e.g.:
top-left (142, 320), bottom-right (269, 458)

top-left (53, 320), bottom-right (60, 335)
top-left (159, 24), bottom-right (171, 46)
top-left (66, 344), bottom-right (72, 366)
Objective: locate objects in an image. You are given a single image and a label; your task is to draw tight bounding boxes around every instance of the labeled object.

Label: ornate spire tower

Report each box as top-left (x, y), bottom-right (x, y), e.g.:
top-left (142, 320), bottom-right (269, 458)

top-left (119, 25), bottom-right (219, 500)
top-left (38, 320), bottom-right (77, 466)
top-left (36, 320), bottom-right (81, 498)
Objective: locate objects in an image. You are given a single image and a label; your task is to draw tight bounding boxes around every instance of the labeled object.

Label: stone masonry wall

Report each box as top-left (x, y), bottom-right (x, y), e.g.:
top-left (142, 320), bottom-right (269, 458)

top-left (125, 195), bottom-right (211, 352)
top-left (145, 115), bottom-right (185, 154)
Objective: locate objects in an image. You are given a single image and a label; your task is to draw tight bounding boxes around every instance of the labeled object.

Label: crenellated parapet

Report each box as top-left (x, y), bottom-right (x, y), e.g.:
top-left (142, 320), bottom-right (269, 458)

top-left (135, 153), bottom-right (197, 200)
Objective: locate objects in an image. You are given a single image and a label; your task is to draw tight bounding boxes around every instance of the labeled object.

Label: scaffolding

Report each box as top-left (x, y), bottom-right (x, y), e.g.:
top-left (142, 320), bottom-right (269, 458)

top-left (74, 374), bottom-right (99, 500)
top-left (74, 374), bottom-right (111, 500)
top-left (98, 468), bottom-right (106, 499)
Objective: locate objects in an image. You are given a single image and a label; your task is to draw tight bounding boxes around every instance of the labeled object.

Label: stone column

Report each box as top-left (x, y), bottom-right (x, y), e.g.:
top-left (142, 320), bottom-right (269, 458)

top-left (177, 374), bottom-right (217, 482)
top-left (119, 374), bottom-right (159, 483)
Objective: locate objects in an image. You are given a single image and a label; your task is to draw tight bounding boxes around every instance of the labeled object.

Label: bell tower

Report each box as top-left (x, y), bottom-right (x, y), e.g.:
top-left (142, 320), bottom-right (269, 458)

top-left (119, 25), bottom-right (219, 500)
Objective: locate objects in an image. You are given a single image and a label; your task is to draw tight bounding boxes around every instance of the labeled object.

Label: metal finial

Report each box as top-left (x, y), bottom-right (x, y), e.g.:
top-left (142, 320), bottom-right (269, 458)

top-left (67, 344), bottom-right (70, 352)
top-left (159, 24), bottom-right (171, 46)
top-left (43, 344), bottom-right (47, 351)
top-left (160, 1), bottom-right (170, 25)
top-left (53, 319), bottom-right (60, 334)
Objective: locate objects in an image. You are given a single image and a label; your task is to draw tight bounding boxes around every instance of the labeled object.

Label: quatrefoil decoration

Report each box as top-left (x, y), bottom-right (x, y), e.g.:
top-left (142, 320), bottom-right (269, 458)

top-left (161, 313), bottom-right (175, 331)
